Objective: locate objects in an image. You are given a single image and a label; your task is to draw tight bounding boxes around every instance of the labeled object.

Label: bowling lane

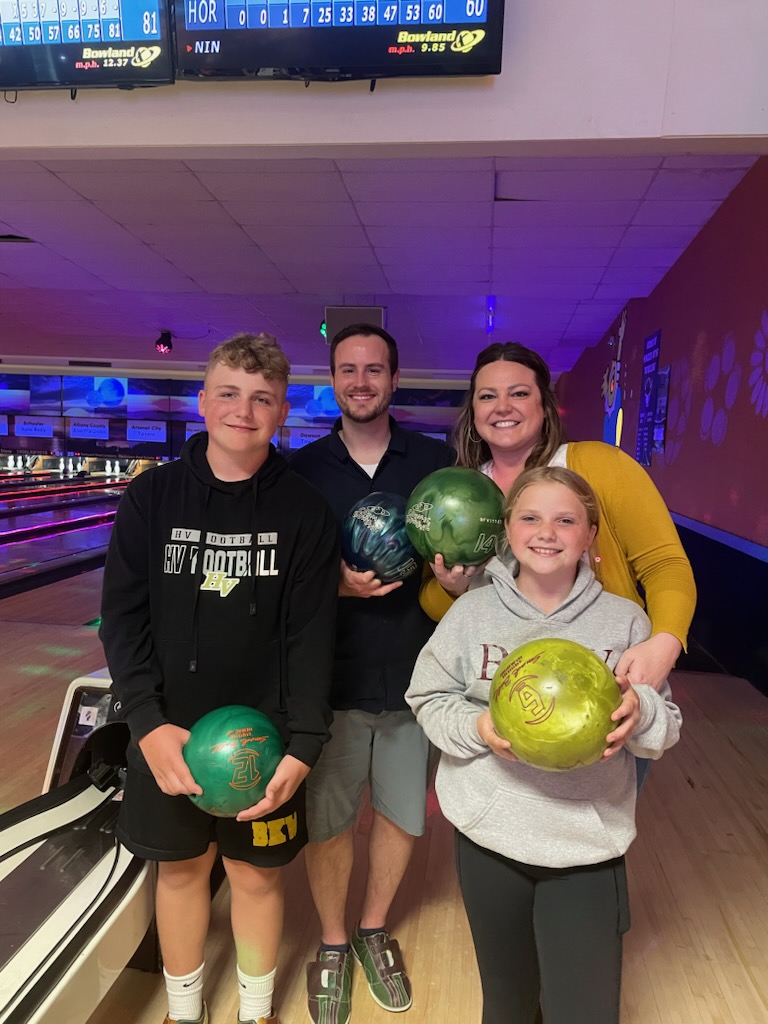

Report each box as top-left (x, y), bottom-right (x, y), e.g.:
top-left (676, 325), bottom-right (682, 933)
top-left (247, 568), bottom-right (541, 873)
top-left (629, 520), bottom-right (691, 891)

top-left (0, 473), bottom-right (89, 492)
top-left (0, 499), bottom-right (119, 544)
top-left (0, 522), bottom-right (113, 596)
top-left (0, 480), bottom-right (126, 510)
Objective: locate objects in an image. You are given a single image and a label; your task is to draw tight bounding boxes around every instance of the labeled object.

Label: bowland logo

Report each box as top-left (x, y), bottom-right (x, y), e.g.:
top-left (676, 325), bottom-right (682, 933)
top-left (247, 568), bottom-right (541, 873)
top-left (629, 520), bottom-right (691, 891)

top-left (452, 29), bottom-right (485, 53)
top-left (80, 45), bottom-right (162, 67)
top-left (200, 571), bottom-right (241, 597)
top-left (393, 29), bottom-right (485, 52)
top-left (397, 29), bottom-right (456, 43)
top-left (132, 46), bottom-right (162, 68)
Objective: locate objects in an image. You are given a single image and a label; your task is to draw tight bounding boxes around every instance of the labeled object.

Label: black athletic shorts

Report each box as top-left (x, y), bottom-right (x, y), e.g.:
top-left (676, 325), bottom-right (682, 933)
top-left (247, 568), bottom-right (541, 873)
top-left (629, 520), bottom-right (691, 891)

top-left (116, 741), bottom-right (307, 867)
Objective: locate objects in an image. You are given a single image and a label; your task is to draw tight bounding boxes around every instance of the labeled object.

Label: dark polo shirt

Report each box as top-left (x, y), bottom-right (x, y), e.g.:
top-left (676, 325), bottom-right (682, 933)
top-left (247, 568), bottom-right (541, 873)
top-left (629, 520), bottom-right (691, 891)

top-left (290, 416), bottom-right (455, 713)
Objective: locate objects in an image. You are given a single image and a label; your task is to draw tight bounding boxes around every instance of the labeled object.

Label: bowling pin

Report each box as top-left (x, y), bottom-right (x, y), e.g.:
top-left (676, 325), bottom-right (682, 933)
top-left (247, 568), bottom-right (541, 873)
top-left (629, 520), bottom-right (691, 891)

top-left (67, 458), bottom-right (74, 474)
top-left (105, 460), bottom-right (112, 475)
top-left (59, 457), bottom-right (65, 473)
top-left (114, 460), bottom-right (121, 475)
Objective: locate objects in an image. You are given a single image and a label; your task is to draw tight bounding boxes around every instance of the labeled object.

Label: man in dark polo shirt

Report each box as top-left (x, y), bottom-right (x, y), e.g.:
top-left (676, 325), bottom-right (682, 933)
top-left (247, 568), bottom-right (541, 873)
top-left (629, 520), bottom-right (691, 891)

top-left (290, 323), bottom-right (455, 1024)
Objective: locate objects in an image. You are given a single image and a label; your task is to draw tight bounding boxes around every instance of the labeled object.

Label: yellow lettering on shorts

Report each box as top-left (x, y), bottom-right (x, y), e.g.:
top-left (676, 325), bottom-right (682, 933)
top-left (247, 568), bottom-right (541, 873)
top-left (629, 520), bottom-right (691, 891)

top-left (251, 811), bottom-right (298, 847)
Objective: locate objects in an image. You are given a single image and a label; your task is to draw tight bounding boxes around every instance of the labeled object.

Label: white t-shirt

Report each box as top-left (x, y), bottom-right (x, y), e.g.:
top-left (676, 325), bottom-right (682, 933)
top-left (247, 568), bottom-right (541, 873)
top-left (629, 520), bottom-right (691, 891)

top-left (479, 443), bottom-right (569, 480)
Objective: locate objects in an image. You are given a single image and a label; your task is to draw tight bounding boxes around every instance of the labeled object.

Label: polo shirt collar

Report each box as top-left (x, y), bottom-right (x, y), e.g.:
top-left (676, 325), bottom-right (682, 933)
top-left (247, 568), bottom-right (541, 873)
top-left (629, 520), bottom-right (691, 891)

top-left (329, 415), bottom-right (408, 460)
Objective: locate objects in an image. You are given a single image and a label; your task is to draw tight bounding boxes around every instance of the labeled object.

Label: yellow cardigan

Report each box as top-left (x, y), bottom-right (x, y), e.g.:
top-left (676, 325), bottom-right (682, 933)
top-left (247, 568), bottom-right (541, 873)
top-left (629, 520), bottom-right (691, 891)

top-left (419, 441), bottom-right (696, 649)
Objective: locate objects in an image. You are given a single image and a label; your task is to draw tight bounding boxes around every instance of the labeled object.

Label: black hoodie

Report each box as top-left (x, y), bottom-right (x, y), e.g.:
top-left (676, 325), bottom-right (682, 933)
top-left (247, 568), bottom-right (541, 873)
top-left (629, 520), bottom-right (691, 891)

top-left (99, 432), bottom-right (339, 768)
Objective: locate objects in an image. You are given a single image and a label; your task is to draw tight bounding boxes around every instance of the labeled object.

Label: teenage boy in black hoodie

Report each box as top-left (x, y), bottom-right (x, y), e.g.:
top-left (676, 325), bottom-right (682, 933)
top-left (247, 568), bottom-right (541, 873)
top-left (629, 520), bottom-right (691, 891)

top-left (100, 333), bottom-right (339, 1024)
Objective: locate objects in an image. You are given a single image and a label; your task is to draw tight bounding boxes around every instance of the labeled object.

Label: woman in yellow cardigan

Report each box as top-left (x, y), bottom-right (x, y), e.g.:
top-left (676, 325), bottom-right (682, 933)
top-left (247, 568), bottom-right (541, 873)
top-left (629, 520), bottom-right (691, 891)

top-left (421, 342), bottom-right (696, 692)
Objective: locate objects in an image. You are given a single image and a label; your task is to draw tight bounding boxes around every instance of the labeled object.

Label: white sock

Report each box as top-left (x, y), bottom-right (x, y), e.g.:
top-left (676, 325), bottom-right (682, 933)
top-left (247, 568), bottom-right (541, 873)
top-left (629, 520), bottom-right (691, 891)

top-left (237, 964), bottom-right (276, 1022)
top-left (163, 962), bottom-right (205, 1022)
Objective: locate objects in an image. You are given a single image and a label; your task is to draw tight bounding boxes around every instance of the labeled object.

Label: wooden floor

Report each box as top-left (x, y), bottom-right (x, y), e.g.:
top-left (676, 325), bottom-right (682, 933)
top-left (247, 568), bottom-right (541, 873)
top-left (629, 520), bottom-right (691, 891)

top-left (0, 569), bottom-right (107, 814)
top-left (2, 571), bottom-right (768, 1023)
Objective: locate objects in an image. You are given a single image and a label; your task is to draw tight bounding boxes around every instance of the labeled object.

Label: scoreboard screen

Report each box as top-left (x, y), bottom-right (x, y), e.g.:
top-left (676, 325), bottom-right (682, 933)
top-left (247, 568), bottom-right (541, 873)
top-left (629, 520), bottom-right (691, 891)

top-left (173, 0), bottom-right (504, 81)
top-left (0, 0), bottom-right (174, 89)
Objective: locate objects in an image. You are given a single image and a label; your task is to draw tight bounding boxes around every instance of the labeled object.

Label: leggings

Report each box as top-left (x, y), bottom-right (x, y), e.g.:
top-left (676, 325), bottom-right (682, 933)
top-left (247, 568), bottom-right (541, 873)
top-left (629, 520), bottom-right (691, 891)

top-left (455, 831), bottom-right (630, 1024)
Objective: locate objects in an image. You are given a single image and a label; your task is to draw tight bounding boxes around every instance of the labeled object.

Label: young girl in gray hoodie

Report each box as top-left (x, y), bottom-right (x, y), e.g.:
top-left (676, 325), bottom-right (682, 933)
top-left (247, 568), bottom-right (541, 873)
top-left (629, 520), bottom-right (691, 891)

top-left (406, 466), bottom-right (681, 1024)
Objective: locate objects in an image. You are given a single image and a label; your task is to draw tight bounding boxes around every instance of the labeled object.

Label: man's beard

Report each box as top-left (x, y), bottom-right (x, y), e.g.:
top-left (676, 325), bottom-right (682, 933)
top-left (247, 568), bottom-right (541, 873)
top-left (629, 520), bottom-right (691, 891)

top-left (337, 390), bottom-right (392, 423)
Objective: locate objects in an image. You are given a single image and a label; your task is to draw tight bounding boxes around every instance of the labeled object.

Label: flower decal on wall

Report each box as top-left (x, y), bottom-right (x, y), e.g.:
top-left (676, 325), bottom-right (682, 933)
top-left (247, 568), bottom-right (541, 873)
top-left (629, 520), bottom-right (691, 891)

top-left (663, 357), bottom-right (692, 465)
top-left (700, 332), bottom-right (741, 446)
top-left (749, 310), bottom-right (768, 418)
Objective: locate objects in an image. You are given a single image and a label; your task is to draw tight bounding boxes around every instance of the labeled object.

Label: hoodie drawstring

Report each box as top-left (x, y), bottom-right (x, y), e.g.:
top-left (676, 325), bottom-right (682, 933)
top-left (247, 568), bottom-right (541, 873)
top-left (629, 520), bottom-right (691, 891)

top-left (189, 485), bottom-right (212, 673)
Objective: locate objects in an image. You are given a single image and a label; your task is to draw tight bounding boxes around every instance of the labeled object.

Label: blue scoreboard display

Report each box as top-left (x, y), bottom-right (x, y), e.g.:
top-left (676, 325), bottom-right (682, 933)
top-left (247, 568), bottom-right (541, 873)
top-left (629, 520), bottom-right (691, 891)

top-left (0, 0), bottom-right (174, 88)
top-left (174, 0), bottom-right (504, 80)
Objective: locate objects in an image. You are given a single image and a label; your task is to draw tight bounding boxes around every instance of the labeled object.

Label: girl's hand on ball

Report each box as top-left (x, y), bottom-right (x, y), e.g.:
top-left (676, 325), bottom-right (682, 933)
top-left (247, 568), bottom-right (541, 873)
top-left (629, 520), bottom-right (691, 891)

top-left (601, 676), bottom-right (641, 760)
top-left (477, 710), bottom-right (518, 762)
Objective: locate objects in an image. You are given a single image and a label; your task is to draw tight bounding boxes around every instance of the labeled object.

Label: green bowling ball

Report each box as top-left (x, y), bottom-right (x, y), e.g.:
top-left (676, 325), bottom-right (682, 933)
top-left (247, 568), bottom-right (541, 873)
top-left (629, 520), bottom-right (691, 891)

top-left (183, 705), bottom-right (284, 817)
top-left (489, 638), bottom-right (621, 771)
top-left (405, 466), bottom-right (504, 568)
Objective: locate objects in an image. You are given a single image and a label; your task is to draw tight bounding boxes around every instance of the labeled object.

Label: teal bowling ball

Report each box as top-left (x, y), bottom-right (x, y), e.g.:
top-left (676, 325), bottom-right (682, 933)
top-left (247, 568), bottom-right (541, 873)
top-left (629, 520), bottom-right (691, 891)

top-left (405, 466), bottom-right (504, 567)
top-left (489, 638), bottom-right (621, 771)
top-left (183, 705), bottom-right (284, 817)
top-left (341, 491), bottom-right (418, 582)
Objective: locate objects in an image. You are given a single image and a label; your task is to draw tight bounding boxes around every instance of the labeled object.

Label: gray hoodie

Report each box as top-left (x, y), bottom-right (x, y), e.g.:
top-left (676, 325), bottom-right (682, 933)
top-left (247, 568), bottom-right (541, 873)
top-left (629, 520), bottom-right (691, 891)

top-left (406, 556), bottom-right (682, 868)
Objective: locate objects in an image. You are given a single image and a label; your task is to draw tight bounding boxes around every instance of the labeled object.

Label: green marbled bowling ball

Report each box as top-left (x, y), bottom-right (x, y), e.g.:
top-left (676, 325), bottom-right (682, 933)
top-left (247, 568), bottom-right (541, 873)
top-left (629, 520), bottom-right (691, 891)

top-left (183, 705), bottom-right (283, 817)
top-left (405, 466), bottom-right (504, 567)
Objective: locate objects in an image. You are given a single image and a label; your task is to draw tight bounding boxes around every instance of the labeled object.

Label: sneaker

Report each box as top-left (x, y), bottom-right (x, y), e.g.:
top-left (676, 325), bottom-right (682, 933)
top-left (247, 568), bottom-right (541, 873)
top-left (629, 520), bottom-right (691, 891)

top-left (162, 1004), bottom-right (208, 1024)
top-left (237, 1015), bottom-right (279, 1024)
top-left (350, 927), bottom-right (412, 1012)
top-left (306, 949), bottom-right (353, 1024)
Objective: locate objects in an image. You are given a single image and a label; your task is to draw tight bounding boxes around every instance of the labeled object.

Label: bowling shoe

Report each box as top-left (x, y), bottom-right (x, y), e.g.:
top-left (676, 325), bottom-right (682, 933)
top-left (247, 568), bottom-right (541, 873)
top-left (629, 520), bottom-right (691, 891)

top-left (162, 1003), bottom-right (208, 1024)
top-left (237, 1015), bottom-right (279, 1023)
top-left (350, 926), bottom-right (412, 1012)
top-left (307, 948), bottom-right (353, 1024)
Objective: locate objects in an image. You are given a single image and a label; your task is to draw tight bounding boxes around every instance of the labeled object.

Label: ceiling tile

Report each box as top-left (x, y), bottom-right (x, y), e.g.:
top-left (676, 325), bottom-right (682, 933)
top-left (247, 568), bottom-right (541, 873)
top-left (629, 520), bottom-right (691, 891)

top-left (357, 202), bottom-right (491, 227)
top-left (621, 224), bottom-right (701, 248)
top-left (224, 201), bottom-right (359, 226)
top-left (644, 168), bottom-right (750, 201)
top-left (243, 223), bottom-right (370, 248)
top-left (195, 171), bottom-right (348, 202)
top-left (368, 225), bottom-right (490, 248)
top-left (632, 200), bottom-right (720, 226)
top-left (493, 224), bottom-right (626, 247)
top-left (495, 169), bottom-right (656, 202)
top-left (55, 171), bottom-right (212, 202)
top-left (493, 200), bottom-right (640, 227)
top-left (343, 171), bottom-right (493, 203)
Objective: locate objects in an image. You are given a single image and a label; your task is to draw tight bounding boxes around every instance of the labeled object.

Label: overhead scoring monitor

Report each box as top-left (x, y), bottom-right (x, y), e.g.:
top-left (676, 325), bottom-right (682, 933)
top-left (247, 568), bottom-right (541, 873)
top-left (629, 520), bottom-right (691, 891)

top-left (0, 0), bottom-right (174, 89)
top-left (173, 0), bottom-right (504, 81)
